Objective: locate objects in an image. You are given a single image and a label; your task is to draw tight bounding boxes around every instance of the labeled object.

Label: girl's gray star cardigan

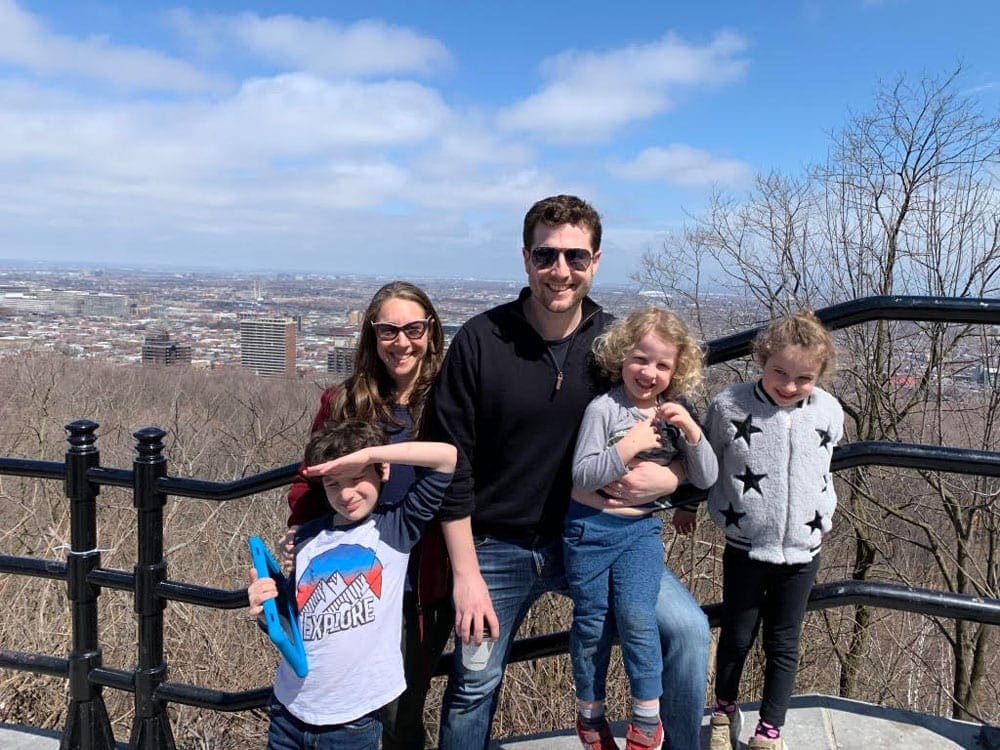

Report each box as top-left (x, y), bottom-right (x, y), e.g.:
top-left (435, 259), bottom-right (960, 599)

top-left (705, 381), bottom-right (844, 565)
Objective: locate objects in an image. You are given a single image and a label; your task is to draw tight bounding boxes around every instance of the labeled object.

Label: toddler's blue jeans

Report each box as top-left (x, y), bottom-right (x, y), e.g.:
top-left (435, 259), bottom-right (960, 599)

top-left (563, 501), bottom-right (665, 702)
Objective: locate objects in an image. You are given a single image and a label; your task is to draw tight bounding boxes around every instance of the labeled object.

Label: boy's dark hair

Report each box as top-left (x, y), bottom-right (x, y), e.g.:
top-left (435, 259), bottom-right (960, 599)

top-left (304, 420), bottom-right (387, 467)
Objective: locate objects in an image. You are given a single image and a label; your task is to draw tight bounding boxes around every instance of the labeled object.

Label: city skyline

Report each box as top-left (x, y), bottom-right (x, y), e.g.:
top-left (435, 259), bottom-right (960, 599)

top-left (0, 1), bottom-right (997, 283)
top-left (0, 266), bottom-right (993, 396)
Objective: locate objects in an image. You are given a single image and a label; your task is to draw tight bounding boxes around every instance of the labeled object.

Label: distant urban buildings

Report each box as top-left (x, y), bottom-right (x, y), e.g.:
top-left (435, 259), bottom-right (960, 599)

top-left (326, 340), bottom-right (357, 377)
top-left (0, 288), bottom-right (129, 317)
top-left (6, 268), bottom-right (991, 397)
top-left (240, 317), bottom-right (296, 377)
top-left (141, 332), bottom-right (192, 367)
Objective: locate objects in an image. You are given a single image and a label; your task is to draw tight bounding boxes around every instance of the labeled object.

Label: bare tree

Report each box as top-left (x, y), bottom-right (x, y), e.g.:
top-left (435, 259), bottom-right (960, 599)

top-left (636, 67), bottom-right (1000, 720)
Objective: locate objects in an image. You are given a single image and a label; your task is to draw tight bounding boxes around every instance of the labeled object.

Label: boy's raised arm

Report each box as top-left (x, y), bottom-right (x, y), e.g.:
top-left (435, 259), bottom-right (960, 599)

top-left (302, 441), bottom-right (457, 477)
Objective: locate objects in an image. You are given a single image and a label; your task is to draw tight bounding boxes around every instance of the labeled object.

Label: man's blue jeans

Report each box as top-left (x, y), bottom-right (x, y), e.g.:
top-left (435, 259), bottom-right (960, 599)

top-left (266, 695), bottom-right (381, 750)
top-left (437, 533), bottom-right (710, 750)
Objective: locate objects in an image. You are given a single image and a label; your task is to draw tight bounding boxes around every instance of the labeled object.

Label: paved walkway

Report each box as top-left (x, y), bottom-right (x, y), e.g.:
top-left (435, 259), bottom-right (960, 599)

top-left (2, 695), bottom-right (997, 749)
top-left (496, 695), bottom-right (996, 749)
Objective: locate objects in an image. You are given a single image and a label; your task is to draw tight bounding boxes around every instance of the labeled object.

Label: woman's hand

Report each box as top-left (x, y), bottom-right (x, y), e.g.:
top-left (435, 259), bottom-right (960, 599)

top-left (278, 526), bottom-right (298, 574)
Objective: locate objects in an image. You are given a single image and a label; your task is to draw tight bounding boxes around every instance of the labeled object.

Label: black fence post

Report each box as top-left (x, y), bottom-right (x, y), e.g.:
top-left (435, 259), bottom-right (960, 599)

top-left (60, 419), bottom-right (116, 750)
top-left (128, 427), bottom-right (176, 750)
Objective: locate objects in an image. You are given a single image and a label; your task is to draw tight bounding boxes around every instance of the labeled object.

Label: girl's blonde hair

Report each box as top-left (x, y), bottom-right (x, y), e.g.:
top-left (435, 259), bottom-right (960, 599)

top-left (593, 307), bottom-right (704, 399)
top-left (752, 309), bottom-right (837, 382)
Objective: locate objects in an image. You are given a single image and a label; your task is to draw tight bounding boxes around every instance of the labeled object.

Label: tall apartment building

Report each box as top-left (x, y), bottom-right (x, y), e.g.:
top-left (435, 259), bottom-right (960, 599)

top-left (240, 317), bottom-right (296, 377)
top-left (141, 332), bottom-right (192, 366)
top-left (326, 343), bottom-right (357, 378)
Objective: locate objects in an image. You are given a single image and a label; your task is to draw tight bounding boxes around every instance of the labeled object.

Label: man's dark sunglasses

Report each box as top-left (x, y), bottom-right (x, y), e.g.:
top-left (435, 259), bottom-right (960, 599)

top-left (371, 317), bottom-right (432, 341)
top-left (530, 246), bottom-right (594, 271)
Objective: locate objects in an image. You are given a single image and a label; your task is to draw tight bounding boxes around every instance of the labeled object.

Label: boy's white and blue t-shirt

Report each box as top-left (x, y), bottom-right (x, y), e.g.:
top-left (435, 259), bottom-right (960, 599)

top-left (272, 467), bottom-right (451, 726)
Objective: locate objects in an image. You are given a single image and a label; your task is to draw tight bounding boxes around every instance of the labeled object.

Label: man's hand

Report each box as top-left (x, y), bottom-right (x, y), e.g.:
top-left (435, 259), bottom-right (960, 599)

top-left (452, 570), bottom-right (500, 646)
top-left (607, 460), bottom-right (682, 503)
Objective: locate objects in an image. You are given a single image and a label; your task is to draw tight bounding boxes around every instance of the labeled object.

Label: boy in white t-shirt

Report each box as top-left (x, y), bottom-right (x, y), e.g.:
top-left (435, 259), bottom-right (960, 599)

top-left (248, 419), bottom-right (456, 750)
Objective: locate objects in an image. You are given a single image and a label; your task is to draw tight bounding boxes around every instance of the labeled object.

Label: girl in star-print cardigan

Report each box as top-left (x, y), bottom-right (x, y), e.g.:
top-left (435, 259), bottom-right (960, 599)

top-left (703, 310), bottom-right (845, 749)
top-left (704, 379), bottom-right (843, 565)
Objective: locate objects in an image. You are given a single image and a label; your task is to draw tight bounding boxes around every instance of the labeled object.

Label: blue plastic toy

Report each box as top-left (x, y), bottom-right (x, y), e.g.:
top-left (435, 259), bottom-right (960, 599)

top-left (248, 536), bottom-right (309, 678)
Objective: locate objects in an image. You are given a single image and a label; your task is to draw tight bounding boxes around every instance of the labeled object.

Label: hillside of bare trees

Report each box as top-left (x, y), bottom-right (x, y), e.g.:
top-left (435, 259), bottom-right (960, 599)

top-left (1, 336), bottom-right (997, 749)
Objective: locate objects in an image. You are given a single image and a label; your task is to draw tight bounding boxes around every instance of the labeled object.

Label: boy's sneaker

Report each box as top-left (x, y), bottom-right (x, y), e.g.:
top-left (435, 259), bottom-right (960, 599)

top-left (624, 721), bottom-right (663, 750)
top-left (575, 717), bottom-right (619, 750)
top-left (747, 736), bottom-right (786, 750)
top-left (709, 707), bottom-right (743, 749)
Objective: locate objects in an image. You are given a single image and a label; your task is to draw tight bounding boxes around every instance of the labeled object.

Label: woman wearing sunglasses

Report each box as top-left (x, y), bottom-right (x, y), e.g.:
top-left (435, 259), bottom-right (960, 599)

top-left (285, 280), bottom-right (448, 750)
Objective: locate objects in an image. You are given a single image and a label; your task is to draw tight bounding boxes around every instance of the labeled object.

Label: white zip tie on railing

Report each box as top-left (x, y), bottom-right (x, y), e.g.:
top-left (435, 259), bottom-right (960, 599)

top-left (53, 544), bottom-right (116, 555)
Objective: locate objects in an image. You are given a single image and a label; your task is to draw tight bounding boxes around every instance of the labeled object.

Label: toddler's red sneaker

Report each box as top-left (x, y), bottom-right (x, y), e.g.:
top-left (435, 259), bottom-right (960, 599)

top-left (624, 720), bottom-right (663, 750)
top-left (575, 716), bottom-right (619, 750)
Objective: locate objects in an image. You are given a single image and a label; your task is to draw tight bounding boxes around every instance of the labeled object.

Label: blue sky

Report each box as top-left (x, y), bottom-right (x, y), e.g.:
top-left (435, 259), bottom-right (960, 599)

top-left (1, 0), bottom-right (997, 284)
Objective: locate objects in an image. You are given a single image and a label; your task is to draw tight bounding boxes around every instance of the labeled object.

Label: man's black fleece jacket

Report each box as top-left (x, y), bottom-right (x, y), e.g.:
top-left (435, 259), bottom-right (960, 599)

top-left (425, 288), bottom-right (613, 541)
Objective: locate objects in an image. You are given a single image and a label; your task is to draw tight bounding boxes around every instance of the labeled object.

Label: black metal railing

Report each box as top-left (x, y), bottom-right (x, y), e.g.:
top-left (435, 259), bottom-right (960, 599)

top-left (1, 294), bottom-right (999, 748)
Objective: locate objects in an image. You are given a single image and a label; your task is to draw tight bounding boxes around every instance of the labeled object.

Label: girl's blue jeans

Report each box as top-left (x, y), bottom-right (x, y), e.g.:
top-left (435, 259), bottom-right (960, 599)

top-left (563, 502), bottom-right (664, 702)
top-left (437, 525), bottom-right (710, 750)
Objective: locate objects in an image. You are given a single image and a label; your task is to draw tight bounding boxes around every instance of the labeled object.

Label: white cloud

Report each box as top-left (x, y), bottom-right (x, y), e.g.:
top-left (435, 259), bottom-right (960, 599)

top-left (404, 168), bottom-right (562, 210)
top-left (0, 0), bottom-right (215, 92)
top-left (611, 144), bottom-right (752, 186)
top-left (0, 5), bottom-right (742, 281)
top-left (168, 9), bottom-right (451, 78)
top-left (0, 69), bottom-right (544, 240)
top-left (232, 14), bottom-right (450, 77)
top-left (497, 30), bottom-right (748, 143)
top-left (205, 74), bottom-right (452, 157)
top-left (0, 73), bottom-right (451, 175)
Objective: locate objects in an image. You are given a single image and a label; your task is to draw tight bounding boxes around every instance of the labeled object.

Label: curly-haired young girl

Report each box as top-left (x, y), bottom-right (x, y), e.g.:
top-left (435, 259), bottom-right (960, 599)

top-left (565, 307), bottom-right (719, 750)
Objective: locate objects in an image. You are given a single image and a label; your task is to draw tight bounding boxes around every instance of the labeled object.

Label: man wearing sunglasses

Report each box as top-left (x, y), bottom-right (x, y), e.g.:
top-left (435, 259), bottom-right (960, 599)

top-left (428, 195), bottom-right (710, 750)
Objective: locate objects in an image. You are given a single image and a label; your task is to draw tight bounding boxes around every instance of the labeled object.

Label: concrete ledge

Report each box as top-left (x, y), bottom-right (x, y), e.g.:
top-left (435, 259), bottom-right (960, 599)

top-left (0, 723), bottom-right (60, 750)
top-left (478, 694), bottom-right (991, 749)
top-left (1, 695), bottom-right (995, 749)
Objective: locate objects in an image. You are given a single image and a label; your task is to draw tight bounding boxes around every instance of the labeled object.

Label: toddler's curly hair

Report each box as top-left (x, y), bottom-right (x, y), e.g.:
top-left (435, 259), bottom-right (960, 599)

top-left (593, 307), bottom-right (704, 399)
top-left (752, 309), bottom-right (837, 382)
